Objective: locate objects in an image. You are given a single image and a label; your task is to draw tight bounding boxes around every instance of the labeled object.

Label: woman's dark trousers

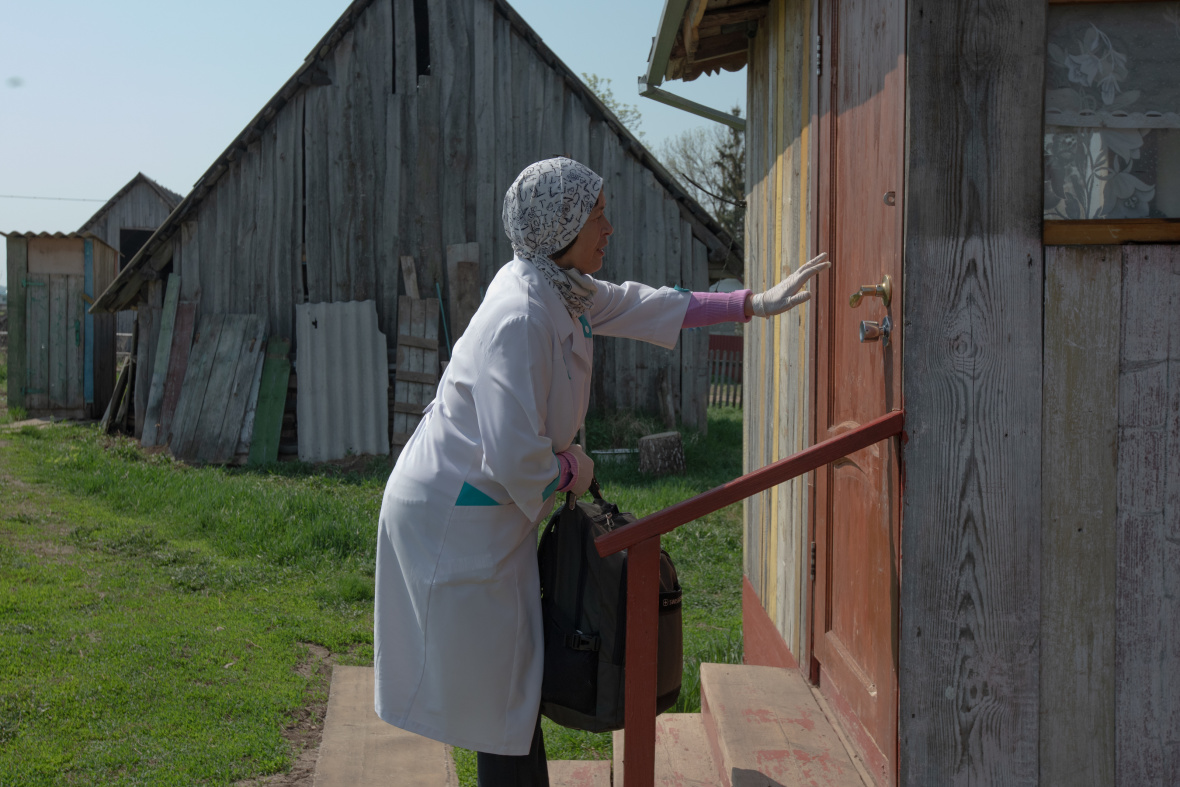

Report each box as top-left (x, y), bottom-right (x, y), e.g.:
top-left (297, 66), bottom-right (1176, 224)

top-left (476, 714), bottom-right (549, 786)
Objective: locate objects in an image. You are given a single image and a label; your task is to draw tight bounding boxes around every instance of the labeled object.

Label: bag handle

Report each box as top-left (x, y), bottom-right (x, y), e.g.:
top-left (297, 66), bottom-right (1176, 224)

top-left (566, 477), bottom-right (606, 509)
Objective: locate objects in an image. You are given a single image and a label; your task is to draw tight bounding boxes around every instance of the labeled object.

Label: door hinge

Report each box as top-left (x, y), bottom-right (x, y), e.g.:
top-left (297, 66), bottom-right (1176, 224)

top-left (810, 541), bottom-right (817, 581)
top-left (816, 34), bottom-right (822, 77)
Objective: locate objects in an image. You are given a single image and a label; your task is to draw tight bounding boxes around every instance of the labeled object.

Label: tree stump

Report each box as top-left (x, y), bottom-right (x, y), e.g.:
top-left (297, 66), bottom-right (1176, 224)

top-left (638, 431), bottom-right (686, 476)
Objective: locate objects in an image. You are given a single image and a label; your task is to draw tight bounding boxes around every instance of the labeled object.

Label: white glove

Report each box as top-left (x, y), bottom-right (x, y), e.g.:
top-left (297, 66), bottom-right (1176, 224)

top-left (750, 252), bottom-right (832, 317)
top-left (562, 444), bottom-right (595, 497)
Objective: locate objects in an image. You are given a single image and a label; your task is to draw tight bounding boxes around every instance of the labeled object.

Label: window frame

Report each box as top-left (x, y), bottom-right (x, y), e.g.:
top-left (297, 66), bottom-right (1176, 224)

top-left (1044, 0), bottom-right (1180, 244)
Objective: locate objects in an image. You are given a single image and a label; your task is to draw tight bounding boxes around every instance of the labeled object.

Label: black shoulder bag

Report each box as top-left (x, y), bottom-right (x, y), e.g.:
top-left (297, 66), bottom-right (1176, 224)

top-left (537, 479), bottom-right (682, 732)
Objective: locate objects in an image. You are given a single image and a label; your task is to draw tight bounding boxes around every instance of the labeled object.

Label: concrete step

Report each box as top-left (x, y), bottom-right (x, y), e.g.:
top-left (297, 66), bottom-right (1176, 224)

top-left (548, 759), bottom-right (611, 787)
top-left (700, 663), bottom-right (869, 787)
top-left (313, 665), bottom-right (457, 787)
top-left (613, 713), bottom-right (720, 786)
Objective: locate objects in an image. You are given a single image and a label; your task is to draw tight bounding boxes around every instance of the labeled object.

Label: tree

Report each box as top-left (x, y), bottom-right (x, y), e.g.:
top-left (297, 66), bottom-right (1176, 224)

top-left (658, 107), bottom-right (745, 250)
top-left (581, 73), bottom-right (646, 141)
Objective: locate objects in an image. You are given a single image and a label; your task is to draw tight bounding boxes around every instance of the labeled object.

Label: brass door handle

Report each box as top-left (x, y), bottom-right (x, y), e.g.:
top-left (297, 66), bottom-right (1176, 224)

top-left (849, 274), bottom-right (893, 308)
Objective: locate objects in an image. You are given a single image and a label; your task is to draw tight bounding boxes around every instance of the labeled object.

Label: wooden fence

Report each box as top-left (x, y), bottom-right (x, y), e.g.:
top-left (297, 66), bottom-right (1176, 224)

top-left (707, 334), bottom-right (742, 408)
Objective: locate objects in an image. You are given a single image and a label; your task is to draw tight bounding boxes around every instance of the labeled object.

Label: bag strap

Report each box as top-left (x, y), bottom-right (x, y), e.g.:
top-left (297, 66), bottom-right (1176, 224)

top-left (566, 478), bottom-right (605, 507)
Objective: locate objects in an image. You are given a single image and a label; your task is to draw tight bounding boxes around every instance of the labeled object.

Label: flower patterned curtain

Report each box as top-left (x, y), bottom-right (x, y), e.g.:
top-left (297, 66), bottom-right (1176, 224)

top-left (1044, 2), bottom-right (1180, 220)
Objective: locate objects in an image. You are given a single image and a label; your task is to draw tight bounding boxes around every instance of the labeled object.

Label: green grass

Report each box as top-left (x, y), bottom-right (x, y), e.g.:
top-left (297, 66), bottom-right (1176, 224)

top-left (0, 426), bottom-right (383, 785)
top-left (0, 407), bottom-right (744, 785)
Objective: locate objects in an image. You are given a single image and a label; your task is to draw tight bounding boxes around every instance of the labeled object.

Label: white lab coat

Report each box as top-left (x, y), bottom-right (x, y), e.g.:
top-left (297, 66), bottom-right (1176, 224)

top-left (374, 257), bottom-right (689, 754)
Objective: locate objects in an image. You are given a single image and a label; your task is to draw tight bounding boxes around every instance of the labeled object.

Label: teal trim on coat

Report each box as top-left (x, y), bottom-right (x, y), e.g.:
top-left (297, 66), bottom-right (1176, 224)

top-left (674, 285), bottom-right (690, 293)
top-left (456, 482), bottom-right (500, 506)
top-left (543, 476), bottom-right (560, 500)
top-left (578, 315), bottom-right (592, 338)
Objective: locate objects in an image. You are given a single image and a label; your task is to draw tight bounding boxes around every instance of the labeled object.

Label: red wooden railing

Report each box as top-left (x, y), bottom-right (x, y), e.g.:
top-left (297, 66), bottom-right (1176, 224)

top-left (594, 409), bottom-right (905, 787)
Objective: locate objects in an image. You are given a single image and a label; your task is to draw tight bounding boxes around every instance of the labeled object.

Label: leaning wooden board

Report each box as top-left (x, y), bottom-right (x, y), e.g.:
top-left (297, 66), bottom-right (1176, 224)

top-left (391, 297), bottom-right (440, 457)
top-left (158, 302), bottom-right (197, 446)
top-left (141, 275), bottom-right (182, 447)
top-left (189, 314), bottom-right (266, 464)
top-left (247, 337), bottom-right (292, 466)
top-left (169, 313), bottom-right (266, 464)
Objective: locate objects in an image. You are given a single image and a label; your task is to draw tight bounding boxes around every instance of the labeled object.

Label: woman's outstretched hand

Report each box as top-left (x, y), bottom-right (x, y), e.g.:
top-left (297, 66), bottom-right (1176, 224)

top-left (747, 252), bottom-right (832, 317)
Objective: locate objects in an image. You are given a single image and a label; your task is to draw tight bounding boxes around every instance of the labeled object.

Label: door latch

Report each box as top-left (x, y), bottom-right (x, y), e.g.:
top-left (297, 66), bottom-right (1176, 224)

top-left (859, 315), bottom-right (893, 348)
top-left (849, 274), bottom-right (893, 308)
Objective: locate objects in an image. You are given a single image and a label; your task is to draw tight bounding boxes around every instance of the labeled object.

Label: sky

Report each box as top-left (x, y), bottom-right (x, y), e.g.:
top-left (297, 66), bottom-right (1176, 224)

top-left (0, 0), bottom-right (747, 288)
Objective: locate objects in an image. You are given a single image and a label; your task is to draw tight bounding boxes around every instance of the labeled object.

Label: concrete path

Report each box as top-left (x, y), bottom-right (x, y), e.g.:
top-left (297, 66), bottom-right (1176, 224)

top-left (313, 666), bottom-right (457, 787)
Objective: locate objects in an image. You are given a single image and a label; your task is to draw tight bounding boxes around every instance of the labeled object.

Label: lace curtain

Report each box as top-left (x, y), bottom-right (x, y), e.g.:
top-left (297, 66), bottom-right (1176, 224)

top-left (1044, 2), bottom-right (1180, 220)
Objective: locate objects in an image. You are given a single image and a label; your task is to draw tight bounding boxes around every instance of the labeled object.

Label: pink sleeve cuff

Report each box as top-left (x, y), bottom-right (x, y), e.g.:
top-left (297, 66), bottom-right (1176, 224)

top-left (682, 289), bottom-right (752, 329)
top-left (556, 451), bottom-right (578, 493)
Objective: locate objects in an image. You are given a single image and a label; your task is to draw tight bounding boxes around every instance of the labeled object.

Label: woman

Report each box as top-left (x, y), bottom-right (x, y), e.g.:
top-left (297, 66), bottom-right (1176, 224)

top-left (374, 157), bottom-right (829, 785)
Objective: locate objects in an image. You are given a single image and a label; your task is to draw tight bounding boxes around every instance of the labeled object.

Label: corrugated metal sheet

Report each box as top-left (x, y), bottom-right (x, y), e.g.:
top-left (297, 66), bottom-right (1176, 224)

top-left (295, 300), bottom-right (389, 463)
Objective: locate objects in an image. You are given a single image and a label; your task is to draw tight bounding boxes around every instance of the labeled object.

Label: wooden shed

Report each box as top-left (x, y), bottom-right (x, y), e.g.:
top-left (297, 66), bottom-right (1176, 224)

top-left (639, 0), bottom-right (1180, 785)
top-left (4, 232), bottom-right (119, 420)
top-left (89, 0), bottom-right (743, 447)
top-left (79, 173), bottom-right (182, 334)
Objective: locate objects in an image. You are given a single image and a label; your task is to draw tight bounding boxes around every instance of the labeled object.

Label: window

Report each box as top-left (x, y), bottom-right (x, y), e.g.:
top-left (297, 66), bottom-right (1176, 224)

top-left (1044, 1), bottom-right (1180, 242)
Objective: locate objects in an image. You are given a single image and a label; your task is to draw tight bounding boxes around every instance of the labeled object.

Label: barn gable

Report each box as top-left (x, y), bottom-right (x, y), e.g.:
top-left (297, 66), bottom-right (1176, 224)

top-left (91, 0), bottom-right (741, 437)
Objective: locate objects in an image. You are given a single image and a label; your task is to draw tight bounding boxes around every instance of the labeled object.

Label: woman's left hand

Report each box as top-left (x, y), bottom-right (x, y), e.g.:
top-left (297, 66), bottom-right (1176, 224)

top-left (747, 252), bottom-right (832, 317)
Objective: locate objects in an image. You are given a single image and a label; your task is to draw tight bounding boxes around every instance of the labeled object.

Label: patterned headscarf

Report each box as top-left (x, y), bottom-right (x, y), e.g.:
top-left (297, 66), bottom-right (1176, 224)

top-left (502, 157), bottom-right (602, 317)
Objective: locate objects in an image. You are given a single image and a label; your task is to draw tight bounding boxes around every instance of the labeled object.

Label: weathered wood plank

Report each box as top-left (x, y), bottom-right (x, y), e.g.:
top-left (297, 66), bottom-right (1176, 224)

top-left (6, 236), bottom-right (28, 411)
top-left (492, 10), bottom-right (516, 271)
top-left (392, 297), bottom-right (440, 455)
top-left (414, 74), bottom-right (443, 301)
top-left (393, 0), bottom-right (417, 95)
top-left (248, 337), bottom-right (292, 466)
top-left (100, 357), bottom-right (130, 434)
top-left (1116, 244), bottom-right (1179, 786)
top-left (438, 0), bottom-right (473, 257)
top-left (472, 0), bottom-right (495, 285)
top-left (236, 326), bottom-right (268, 460)
top-left (304, 78), bottom-right (333, 305)
top-left (1040, 246), bottom-right (1119, 786)
top-left (24, 272), bottom-right (50, 412)
top-left (399, 256), bottom-right (419, 300)
top-left (899, 2), bottom-right (1046, 783)
top-left (190, 314), bottom-right (258, 463)
top-left (135, 281), bottom-right (163, 438)
top-left (328, 33), bottom-right (357, 303)
top-left (142, 275), bottom-right (182, 447)
top-left (209, 315), bottom-right (266, 464)
top-left (66, 275), bottom-right (85, 411)
top-left (275, 90), bottom-right (305, 335)
top-left (170, 313), bottom-right (224, 460)
top-left (160, 302), bottom-right (197, 447)
top-left (48, 274), bottom-right (69, 410)
top-left (445, 243), bottom-right (481, 342)
top-left (382, 93), bottom-right (404, 333)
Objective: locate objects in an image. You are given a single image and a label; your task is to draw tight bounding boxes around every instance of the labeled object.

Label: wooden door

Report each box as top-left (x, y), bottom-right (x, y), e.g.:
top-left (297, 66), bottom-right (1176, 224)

top-left (24, 273), bottom-right (85, 415)
top-left (812, 0), bottom-right (905, 784)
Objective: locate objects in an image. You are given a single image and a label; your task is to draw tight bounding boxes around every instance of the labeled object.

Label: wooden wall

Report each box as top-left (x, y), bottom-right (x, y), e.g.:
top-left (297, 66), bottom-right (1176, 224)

top-left (130, 0), bottom-right (718, 430)
top-left (82, 180), bottom-right (176, 251)
top-left (899, 1), bottom-right (1046, 783)
top-left (83, 178), bottom-right (177, 334)
top-left (743, 0), bottom-right (813, 663)
top-left (1041, 243), bottom-right (1180, 786)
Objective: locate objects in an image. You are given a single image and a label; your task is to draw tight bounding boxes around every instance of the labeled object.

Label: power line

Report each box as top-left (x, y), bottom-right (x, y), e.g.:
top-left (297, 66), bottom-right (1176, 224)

top-left (0, 194), bottom-right (105, 203)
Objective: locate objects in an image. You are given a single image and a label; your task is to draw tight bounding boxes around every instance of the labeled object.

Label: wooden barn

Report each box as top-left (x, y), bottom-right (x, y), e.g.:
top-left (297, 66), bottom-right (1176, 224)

top-left (89, 0), bottom-right (742, 455)
top-left (79, 173), bottom-right (182, 334)
top-left (5, 232), bottom-right (119, 420)
top-left (602, 0), bottom-right (1179, 785)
